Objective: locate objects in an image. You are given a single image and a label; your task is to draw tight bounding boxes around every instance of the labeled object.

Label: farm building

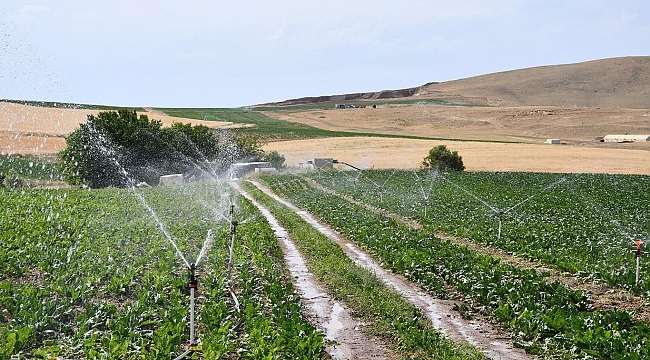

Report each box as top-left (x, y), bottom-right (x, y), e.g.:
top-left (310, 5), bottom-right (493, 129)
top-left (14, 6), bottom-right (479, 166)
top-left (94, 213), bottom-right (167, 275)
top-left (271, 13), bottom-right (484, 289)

top-left (159, 174), bottom-right (183, 186)
top-left (307, 158), bottom-right (336, 170)
top-left (603, 135), bottom-right (650, 143)
top-left (229, 162), bottom-right (272, 180)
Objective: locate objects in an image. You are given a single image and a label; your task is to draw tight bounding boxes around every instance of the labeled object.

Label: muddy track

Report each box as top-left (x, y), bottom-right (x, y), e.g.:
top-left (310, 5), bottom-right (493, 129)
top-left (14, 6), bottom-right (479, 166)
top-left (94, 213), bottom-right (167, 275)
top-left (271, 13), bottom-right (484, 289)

top-left (248, 180), bottom-right (534, 360)
top-left (306, 179), bottom-right (650, 323)
top-left (233, 183), bottom-right (397, 360)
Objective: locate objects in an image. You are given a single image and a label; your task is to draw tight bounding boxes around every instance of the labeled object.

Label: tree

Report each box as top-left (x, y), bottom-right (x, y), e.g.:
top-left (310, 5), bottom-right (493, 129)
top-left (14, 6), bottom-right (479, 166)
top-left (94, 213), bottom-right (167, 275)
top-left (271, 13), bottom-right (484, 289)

top-left (422, 145), bottom-right (465, 171)
top-left (261, 150), bottom-right (285, 168)
top-left (58, 110), bottom-right (266, 188)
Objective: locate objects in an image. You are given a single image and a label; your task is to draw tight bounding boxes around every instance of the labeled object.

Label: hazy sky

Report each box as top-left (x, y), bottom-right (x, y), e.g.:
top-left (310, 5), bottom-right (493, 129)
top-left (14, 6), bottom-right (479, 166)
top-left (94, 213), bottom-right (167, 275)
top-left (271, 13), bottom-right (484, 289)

top-left (1, 1), bottom-right (648, 107)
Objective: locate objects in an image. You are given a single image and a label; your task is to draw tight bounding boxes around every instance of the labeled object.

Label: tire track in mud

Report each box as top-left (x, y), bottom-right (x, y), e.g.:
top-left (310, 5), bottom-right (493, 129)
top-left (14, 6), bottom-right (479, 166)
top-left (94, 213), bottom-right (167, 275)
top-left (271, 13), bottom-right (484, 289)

top-left (233, 182), bottom-right (395, 360)
top-left (306, 180), bottom-right (650, 323)
top-left (247, 180), bottom-right (534, 360)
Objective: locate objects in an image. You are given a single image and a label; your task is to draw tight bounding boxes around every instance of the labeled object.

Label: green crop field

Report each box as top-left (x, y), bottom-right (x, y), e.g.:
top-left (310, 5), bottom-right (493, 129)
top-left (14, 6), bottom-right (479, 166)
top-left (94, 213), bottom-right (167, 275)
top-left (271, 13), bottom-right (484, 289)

top-left (0, 182), bottom-right (323, 358)
top-left (260, 171), bottom-right (650, 359)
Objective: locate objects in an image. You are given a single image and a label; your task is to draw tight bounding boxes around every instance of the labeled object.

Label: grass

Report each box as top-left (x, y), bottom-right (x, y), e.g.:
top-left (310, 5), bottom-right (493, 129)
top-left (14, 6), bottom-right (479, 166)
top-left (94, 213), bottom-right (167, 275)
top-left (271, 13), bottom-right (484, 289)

top-left (240, 180), bottom-right (486, 360)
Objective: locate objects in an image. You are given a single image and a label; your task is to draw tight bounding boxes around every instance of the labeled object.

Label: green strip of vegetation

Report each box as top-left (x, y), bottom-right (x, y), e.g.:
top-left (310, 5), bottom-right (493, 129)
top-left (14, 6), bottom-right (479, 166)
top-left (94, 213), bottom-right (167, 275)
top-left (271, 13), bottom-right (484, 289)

top-left (240, 180), bottom-right (486, 360)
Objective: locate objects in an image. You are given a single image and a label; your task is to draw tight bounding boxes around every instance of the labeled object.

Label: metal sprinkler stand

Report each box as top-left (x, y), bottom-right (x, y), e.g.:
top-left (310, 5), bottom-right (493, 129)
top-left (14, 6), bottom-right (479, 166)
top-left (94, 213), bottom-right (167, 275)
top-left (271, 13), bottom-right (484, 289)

top-left (228, 220), bottom-right (239, 267)
top-left (497, 211), bottom-right (504, 240)
top-left (174, 263), bottom-right (199, 360)
top-left (227, 205), bottom-right (241, 312)
top-left (634, 240), bottom-right (644, 285)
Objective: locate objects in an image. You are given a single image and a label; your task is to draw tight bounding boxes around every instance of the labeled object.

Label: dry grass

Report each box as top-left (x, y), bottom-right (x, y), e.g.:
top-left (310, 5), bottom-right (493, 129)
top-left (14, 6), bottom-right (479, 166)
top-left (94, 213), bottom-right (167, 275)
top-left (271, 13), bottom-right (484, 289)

top-left (264, 137), bottom-right (650, 174)
top-left (0, 102), bottom-right (247, 155)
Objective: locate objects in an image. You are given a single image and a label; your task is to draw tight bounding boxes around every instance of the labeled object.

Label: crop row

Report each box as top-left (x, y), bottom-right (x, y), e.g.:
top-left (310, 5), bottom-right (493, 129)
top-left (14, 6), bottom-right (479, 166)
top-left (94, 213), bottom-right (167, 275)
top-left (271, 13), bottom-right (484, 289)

top-left (240, 181), bottom-right (486, 359)
top-left (0, 182), bottom-right (323, 358)
top-left (309, 170), bottom-right (650, 295)
top-left (262, 174), bottom-right (650, 359)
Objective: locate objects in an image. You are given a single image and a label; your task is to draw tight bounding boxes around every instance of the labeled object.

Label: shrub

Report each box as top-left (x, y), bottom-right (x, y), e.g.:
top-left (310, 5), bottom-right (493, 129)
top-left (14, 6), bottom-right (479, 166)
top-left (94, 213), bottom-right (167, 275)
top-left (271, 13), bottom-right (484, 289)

top-left (422, 145), bottom-right (465, 171)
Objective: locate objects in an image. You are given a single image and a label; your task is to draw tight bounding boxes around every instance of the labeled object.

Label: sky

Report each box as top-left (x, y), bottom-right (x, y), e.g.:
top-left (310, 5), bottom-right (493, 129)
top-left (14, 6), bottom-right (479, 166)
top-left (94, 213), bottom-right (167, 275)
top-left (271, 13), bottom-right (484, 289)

top-left (1, 1), bottom-right (649, 108)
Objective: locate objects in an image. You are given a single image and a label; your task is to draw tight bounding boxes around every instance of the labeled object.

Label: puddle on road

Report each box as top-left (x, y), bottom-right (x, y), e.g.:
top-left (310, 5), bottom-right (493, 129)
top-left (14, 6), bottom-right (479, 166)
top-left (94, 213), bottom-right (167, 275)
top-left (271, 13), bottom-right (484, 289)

top-left (248, 180), bottom-right (535, 360)
top-left (234, 183), bottom-right (393, 360)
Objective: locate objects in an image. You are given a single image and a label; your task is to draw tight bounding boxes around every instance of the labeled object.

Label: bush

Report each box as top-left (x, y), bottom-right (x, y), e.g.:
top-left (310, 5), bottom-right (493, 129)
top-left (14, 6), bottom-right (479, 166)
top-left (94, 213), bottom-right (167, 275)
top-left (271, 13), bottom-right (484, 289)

top-left (261, 150), bottom-right (286, 169)
top-left (422, 145), bottom-right (465, 171)
top-left (1, 170), bottom-right (25, 188)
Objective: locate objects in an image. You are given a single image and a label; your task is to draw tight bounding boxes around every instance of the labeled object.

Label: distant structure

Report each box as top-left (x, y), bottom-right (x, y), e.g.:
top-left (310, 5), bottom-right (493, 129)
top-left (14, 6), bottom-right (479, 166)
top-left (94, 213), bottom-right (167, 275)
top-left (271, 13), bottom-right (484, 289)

top-left (545, 139), bottom-right (561, 144)
top-left (159, 174), bottom-right (184, 186)
top-left (307, 158), bottom-right (335, 170)
top-left (229, 162), bottom-right (272, 180)
top-left (603, 135), bottom-right (650, 143)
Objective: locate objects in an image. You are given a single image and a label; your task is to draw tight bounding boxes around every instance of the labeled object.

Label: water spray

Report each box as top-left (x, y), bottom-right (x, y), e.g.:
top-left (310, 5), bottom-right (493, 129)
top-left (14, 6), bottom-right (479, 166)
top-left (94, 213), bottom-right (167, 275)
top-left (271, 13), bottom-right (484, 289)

top-left (439, 174), bottom-right (568, 239)
top-left (414, 171), bottom-right (438, 218)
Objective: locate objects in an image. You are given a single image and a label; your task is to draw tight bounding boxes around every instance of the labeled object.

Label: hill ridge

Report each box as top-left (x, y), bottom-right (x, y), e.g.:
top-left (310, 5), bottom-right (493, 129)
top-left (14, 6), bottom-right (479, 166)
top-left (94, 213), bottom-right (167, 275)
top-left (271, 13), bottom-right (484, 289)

top-left (258, 56), bottom-right (650, 109)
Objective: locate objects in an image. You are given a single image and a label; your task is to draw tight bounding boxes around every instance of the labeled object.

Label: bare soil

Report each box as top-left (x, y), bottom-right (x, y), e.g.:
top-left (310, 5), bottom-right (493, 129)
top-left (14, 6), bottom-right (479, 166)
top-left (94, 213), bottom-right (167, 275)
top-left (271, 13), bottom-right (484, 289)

top-left (265, 105), bottom-right (650, 145)
top-left (0, 102), bottom-right (247, 155)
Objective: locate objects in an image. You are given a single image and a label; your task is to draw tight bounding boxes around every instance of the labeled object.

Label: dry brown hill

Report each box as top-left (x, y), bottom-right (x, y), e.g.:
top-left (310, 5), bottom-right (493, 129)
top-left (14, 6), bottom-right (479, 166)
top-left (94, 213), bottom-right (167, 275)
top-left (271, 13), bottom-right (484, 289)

top-left (260, 57), bottom-right (650, 109)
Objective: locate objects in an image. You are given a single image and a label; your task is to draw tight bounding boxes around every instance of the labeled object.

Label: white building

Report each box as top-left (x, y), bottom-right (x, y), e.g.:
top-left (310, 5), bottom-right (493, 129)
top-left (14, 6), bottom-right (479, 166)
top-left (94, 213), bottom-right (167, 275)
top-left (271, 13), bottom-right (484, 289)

top-left (603, 135), bottom-right (650, 143)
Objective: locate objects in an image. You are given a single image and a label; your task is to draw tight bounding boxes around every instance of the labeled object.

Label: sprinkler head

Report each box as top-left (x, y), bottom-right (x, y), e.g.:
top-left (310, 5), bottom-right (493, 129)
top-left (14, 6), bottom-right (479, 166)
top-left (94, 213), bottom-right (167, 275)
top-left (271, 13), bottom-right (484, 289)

top-left (189, 263), bottom-right (197, 289)
top-left (231, 220), bottom-right (239, 234)
top-left (634, 240), bottom-right (644, 257)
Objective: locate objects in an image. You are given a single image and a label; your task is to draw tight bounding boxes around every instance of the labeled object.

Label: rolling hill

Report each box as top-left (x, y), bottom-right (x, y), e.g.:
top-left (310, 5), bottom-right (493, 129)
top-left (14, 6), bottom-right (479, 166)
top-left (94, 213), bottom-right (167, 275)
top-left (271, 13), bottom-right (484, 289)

top-left (259, 56), bottom-right (650, 109)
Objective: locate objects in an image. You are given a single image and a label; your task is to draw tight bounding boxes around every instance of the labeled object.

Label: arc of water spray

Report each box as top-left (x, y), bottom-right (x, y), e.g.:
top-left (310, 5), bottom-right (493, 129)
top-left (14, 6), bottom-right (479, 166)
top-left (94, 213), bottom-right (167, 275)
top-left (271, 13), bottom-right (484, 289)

top-left (414, 171), bottom-right (439, 217)
top-left (501, 177), bottom-right (568, 215)
top-left (86, 121), bottom-right (193, 269)
top-left (438, 175), bottom-right (500, 214)
top-left (194, 229), bottom-right (214, 267)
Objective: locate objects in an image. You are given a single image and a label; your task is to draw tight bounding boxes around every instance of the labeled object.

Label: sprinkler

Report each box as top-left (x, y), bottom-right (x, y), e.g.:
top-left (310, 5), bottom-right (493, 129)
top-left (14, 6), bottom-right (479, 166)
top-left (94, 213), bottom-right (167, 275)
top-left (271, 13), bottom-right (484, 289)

top-left (634, 239), bottom-right (645, 285)
top-left (228, 205), bottom-right (239, 268)
top-left (226, 205), bottom-right (241, 312)
top-left (188, 263), bottom-right (198, 348)
top-left (497, 211), bottom-right (504, 240)
top-left (174, 263), bottom-right (200, 360)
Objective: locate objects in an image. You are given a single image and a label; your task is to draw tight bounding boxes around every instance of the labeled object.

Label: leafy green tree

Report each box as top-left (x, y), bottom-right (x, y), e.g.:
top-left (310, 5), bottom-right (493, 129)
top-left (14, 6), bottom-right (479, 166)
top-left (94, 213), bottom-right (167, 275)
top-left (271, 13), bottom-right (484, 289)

top-left (58, 110), bottom-right (264, 188)
top-left (261, 150), bottom-right (286, 168)
top-left (422, 145), bottom-right (465, 171)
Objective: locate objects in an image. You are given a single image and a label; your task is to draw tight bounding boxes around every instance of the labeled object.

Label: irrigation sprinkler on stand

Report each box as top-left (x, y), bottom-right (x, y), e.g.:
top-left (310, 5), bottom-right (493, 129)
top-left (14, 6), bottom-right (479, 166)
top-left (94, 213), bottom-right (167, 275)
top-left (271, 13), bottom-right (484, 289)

top-left (634, 239), bottom-right (645, 285)
top-left (226, 205), bottom-right (241, 311)
top-left (172, 263), bottom-right (201, 359)
top-left (414, 171), bottom-right (439, 218)
top-left (174, 229), bottom-right (215, 360)
top-left (439, 175), bottom-right (567, 240)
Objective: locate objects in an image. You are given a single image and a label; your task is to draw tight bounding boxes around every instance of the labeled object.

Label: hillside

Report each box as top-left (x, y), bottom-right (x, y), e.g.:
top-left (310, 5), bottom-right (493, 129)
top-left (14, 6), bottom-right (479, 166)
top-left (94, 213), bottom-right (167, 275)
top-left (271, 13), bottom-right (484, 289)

top-left (259, 57), bottom-right (650, 109)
